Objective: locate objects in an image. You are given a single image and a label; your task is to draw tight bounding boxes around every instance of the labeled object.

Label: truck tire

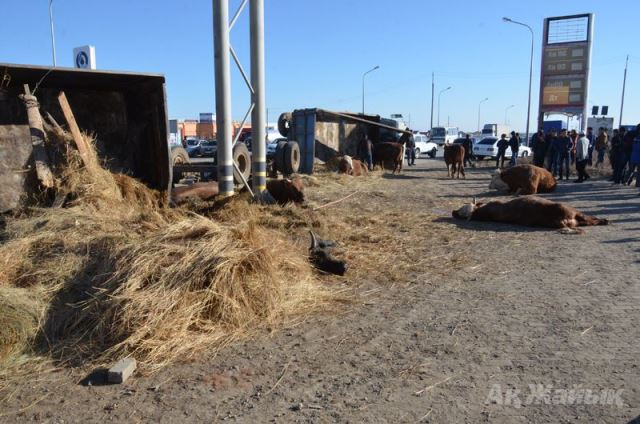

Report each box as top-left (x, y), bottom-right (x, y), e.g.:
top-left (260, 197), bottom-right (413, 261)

top-left (274, 140), bottom-right (288, 173)
top-left (278, 112), bottom-right (292, 138)
top-left (283, 141), bottom-right (300, 175)
top-left (233, 142), bottom-right (251, 185)
top-left (171, 146), bottom-right (190, 184)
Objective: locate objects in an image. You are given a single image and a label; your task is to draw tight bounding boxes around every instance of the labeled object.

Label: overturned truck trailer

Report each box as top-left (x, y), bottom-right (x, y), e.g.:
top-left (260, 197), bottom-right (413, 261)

top-left (0, 63), bottom-right (170, 212)
top-left (277, 108), bottom-right (409, 174)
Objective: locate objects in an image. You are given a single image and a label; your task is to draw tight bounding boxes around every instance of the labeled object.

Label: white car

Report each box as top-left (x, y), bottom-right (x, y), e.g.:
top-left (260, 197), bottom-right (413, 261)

top-left (473, 137), bottom-right (531, 160)
top-left (412, 134), bottom-right (438, 158)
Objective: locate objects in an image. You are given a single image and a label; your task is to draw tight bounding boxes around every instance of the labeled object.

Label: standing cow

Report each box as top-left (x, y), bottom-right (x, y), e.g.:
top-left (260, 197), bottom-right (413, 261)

top-left (372, 142), bottom-right (404, 174)
top-left (444, 144), bottom-right (465, 179)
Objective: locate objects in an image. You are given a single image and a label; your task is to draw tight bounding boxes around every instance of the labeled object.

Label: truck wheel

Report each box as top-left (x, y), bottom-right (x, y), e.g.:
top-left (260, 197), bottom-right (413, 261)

top-left (278, 112), bottom-right (292, 138)
top-left (171, 146), bottom-right (190, 184)
top-left (233, 142), bottom-right (251, 185)
top-left (274, 140), bottom-right (288, 173)
top-left (283, 141), bottom-right (300, 174)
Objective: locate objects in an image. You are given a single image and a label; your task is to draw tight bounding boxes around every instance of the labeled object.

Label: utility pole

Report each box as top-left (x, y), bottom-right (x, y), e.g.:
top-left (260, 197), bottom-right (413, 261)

top-left (619, 55), bottom-right (629, 128)
top-left (430, 72), bottom-right (434, 130)
top-left (49, 0), bottom-right (57, 66)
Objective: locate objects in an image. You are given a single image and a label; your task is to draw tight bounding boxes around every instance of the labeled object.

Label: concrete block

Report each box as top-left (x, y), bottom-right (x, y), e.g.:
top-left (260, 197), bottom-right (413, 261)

top-left (108, 358), bottom-right (137, 384)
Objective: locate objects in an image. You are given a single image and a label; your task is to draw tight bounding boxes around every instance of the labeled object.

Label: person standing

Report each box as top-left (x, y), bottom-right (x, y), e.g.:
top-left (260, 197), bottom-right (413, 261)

top-left (546, 129), bottom-right (558, 172)
top-left (569, 129), bottom-right (578, 165)
top-left (627, 124), bottom-right (640, 187)
top-left (586, 126), bottom-right (595, 166)
top-left (359, 133), bottom-right (373, 171)
top-left (610, 129), bottom-right (623, 184)
top-left (496, 133), bottom-right (509, 169)
top-left (404, 130), bottom-right (416, 166)
top-left (462, 134), bottom-right (474, 168)
top-left (509, 131), bottom-right (520, 167)
top-left (554, 129), bottom-right (571, 180)
top-left (574, 131), bottom-right (590, 183)
top-left (530, 129), bottom-right (546, 167)
top-left (595, 127), bottom-right (609, 169)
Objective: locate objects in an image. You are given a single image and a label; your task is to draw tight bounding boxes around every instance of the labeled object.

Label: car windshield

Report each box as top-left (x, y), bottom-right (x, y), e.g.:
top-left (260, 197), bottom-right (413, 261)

top-left (478, 138), bottom-right (498, 145)
top-left (202, 141), bottom-right (216, 147)
top-left (431, 128), bottom-right (445, 137)
top-left (186, 139), bottom-right (199, 146)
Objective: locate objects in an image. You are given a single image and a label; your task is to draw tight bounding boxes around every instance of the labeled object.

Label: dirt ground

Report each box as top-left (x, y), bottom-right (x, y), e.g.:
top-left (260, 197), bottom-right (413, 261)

top-left (1, 158), bottom-right (639, 423)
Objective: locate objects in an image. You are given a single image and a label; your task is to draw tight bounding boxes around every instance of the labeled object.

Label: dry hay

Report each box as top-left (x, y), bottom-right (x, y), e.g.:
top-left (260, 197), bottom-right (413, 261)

top-left (0, 131), bottom-right (335, 373)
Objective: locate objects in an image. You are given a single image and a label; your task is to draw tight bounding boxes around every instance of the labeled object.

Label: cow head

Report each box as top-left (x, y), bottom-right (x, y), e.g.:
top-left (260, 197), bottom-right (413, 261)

top-left (488, 169), bottom-right (509, 191)
top-left (452, 197), bottom-right (478, 220)
top-left (338, 155), bottom-right (354, 175)
top-left (309, 231), bottom-right (348, 276)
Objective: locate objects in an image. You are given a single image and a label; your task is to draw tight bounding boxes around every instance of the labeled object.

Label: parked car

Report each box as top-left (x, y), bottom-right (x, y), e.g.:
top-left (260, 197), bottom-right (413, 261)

top-left (413, 133), bottom-right (438, 158)
top-left (472, 137), bottom-right (531, 160)
top-left (267, 138), bottom-right (287, 160)
top-left (199, 140), bottom-right (217, 157)
top-left (185, 138), bottom-right (203, 157)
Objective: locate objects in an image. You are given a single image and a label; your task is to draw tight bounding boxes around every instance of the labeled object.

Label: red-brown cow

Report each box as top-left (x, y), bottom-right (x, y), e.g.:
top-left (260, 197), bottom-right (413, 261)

top-left (171, 182), bottom-right (219, 204)
top-left (489, 164), bottom-right (556, 195)
top-left (337, 155), bottom-right (368, 177)
top-left (452, 196), bottom-right (608, 230)
top-left (266, 177), bottom-right (305, 205)
top-left (444, 144), bottom-right (465, 179)
top-left (372, 142), bottom-right (404, 174)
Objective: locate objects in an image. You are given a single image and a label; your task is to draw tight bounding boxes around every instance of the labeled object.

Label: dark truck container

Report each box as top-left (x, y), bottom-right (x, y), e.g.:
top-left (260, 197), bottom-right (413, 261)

top-left (0, 63), bottom-right (170, 212)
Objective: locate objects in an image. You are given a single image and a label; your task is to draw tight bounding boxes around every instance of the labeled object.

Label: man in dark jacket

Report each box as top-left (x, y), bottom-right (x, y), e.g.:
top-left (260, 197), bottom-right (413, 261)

top-left (509, 131), bottom-right (520, 166)
top-left (545, 129), bottom-right (557, 171)
top-left (496, 134), bottom-right (509, 169)
top-left (462, 134), bottom-right (474, 167)
top-left (404, 130), bottom-right (416, 166)
top-left (611, 128), bottom-right (625, 184)
top-left (553, 129), bottom-right (572, 180)
top-left (530, 129), bottom-right (546, 167)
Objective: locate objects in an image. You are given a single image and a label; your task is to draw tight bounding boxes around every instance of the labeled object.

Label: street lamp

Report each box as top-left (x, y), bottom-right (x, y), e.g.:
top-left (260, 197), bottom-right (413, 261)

top-left (437, 86), bottom-right (452, 126)
top-left (361, 65), bottom-right (380, 114)
top-left (503, 16), bottom-right (533, 145)
top-left (49, 0), bottom-right (57, 66)
top-left (477, 97), bottom-right (488, 132)
top-left (505, 104), bottom-right (515, 125)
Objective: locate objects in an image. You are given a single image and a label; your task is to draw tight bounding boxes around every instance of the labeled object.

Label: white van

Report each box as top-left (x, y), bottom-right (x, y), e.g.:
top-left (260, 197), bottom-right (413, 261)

top-left (430, 127), bottom-right (459, 145)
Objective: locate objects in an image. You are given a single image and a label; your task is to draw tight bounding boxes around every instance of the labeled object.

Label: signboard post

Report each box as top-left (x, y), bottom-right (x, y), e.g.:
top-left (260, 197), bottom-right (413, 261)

top-left (538, 14), bottom-right (594, 131)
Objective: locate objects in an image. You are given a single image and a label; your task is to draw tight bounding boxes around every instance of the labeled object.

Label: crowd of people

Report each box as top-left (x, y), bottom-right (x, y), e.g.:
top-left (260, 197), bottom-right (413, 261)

top-left (529, 124), bottom-right (640, 187)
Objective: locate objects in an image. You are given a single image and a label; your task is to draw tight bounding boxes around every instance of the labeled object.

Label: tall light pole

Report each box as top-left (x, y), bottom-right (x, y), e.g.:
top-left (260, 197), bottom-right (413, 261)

top-left (361, 65), bottom-right (379, 114)
top-left (619, 55), bottom-right (629, 128)
top-left (505, 104), bottom-right (515, 125)
top-left (430, 72), bottom-right (434, 130)
top-left (503, 17), bottom-right (533, 145)
top-left (49, 0), bottom-right (57, 66)
top-left (437, 86), bottom-right (451, 126)
top-left (477, 97), bottom-right (488, 132)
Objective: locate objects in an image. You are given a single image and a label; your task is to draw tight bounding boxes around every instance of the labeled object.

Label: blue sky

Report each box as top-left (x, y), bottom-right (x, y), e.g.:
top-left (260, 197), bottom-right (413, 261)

top-left (1, 0), bottom-right (639, 133)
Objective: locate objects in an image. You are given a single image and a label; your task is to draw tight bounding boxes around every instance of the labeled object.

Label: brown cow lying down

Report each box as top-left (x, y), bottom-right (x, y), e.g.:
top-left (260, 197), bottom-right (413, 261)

top-left (171, 182), bottom-right (219, 204)
top-left (337, 155), bottom-right (368, 177)
top-left (444, 144), bottom-right (465, 179)
top-left (489, 164), bottom-right (556, 195)
top-left (452, 196), bottom-right (608, 229)
top-left (266, 177), bottom-right (305, 205)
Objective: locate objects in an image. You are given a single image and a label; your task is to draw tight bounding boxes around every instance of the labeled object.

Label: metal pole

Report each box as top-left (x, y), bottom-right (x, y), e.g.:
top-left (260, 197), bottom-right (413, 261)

top-left (49, 0), bottom-right (57, 66)
top-left (213, 0), bottom-right (234, 197)
top-left (437, 86), bottom-right (451, 126)
top-left (503, 17), bottom-right (534, 145)
top-left (430, 72), bottom-right (434, 130)
top-left (478, 98), bottom-right (488, 132)
top-left (505, 104), bottom-right (515, 125)
top-left (619, 55), bottom-right (629, 128)
top-left (361, 65), bottom-right (379, 114)
top-left (250, 0), bottom-right (266, 193)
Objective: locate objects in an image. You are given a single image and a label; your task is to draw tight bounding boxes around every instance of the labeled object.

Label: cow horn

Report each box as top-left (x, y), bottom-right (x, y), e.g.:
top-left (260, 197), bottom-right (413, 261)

top-left (309, 231), bottom-right (318, 250)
